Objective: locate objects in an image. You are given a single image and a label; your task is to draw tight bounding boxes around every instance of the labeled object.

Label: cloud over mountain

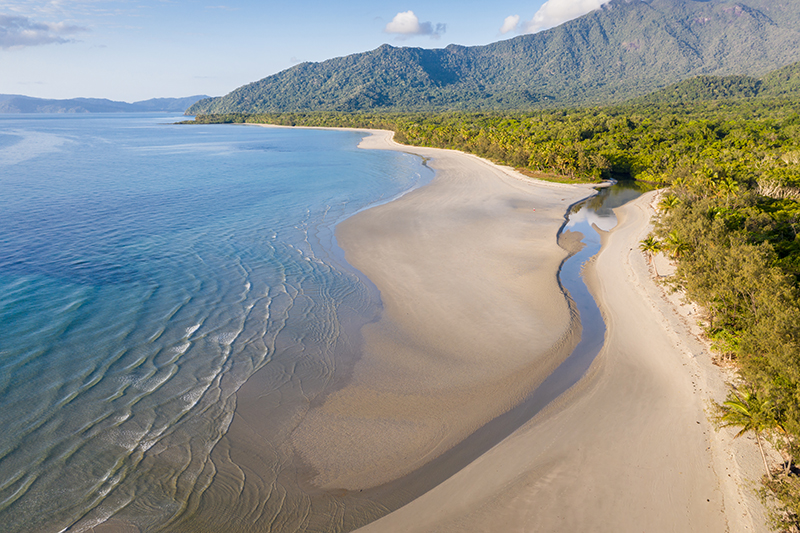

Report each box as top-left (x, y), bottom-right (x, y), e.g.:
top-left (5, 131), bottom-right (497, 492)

top-left (189, 0), bottom-right (800, 114)
top-left (500, 15), bottom-right (520, 34)
top-left (385, 11), bottom-right (446, 39)
top-left (522, 0), bottom-right (611, 33)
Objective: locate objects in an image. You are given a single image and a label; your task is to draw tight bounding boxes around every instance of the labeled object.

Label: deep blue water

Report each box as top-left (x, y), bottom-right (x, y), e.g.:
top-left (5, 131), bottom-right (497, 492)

top-left (0, 114), bottom-right (429, 532)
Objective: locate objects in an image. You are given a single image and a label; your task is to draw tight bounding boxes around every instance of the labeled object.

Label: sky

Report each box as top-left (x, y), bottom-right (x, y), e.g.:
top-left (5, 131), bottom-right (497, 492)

top-left (0, 0), bottom-right (610, 102)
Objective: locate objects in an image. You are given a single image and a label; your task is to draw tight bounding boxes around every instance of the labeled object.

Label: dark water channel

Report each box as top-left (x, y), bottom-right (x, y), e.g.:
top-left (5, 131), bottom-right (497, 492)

top-left (527, 180), bottom-right (652, 415)
top-left (350, 181), bottom-right (654, 530)
top-left (457, 181), bottom-right (651, 441)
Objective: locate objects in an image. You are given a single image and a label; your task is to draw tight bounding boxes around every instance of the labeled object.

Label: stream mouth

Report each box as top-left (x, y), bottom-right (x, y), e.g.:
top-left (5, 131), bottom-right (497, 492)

top-left (327, 180), bottom-right (654, 532)
top-left (427, 181), bottom-right (651, 448)
top-left (520, 180), bottom-right (652, 416)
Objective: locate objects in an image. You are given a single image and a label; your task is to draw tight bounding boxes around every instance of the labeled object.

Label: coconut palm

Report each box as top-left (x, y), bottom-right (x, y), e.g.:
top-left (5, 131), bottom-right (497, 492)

top-left (716, 390), bottom-right (776, 479)
top-left (658, 194), bottom-right (680, 213)
top-left (716, 177), bottom-right (740, 207)
top-left (665, 230), bottom-right (690, 259)
top-left (639, 236), bottom-right (662, 276)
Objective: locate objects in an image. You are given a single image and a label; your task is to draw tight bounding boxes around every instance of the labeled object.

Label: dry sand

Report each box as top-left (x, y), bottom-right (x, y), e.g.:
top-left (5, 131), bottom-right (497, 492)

top-left (289, 130), bottom-right (594, 490)
top-left (223, 127), bottom-right (772, 532)
top-left (354, 181), bottom-right (772, 532)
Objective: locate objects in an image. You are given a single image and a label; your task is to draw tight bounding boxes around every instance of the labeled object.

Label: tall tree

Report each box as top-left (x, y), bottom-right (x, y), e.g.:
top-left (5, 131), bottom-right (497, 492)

top-left (715, 390), bottom-right (777, 480)
top-left (639, 236), bottom-right (662, 277)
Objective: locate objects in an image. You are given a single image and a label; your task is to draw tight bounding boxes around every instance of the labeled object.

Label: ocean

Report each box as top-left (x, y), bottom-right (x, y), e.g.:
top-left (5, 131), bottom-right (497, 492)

top-left (0, 114), bottom-right (430, 532)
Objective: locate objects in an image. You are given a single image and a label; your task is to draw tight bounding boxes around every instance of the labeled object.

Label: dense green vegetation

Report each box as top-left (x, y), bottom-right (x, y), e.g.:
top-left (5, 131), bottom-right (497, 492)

top-left (189, 98), bottom-right (800, 186)
top-left (188, 94), bottom-right (800, 528)
top-left (630, 61), bottom-right (800, 105)
top-left (647, 114), bottom-right (800, 529)
top-left (187, 0), bottom-right (800, 114)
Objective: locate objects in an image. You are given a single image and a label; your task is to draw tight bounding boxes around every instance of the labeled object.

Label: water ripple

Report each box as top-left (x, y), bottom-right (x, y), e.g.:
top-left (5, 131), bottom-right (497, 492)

top-left (0, 115), bottom-right (429, 532)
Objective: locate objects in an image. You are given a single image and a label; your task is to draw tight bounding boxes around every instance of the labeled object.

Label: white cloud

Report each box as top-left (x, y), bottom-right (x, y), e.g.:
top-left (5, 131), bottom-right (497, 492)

top-left (385, 11), bottom-right (446, 39)
top-left (522, 0), bottom-right (610, 33)
top-left (500, 14), bottom-right (520, 34)
top-left (2, 1), bottom-right (117, 20)
top-left (0, 14), bottom-right (87, 49)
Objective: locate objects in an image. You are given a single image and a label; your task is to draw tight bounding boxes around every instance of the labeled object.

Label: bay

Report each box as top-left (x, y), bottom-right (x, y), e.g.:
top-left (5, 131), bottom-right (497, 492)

top-left (0, 114), bottom-right (429, 532)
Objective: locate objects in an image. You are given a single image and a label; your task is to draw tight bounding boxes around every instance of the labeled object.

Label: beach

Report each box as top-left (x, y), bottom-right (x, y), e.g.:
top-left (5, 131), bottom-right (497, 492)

top-left (212, 128), bottom-right (770, 531)
top-left (1, 118), bottom-right (774, 533)
top-left (288, 131), bottom-right (594, 490)
top-left (346, 133), bottom-right (771, 531)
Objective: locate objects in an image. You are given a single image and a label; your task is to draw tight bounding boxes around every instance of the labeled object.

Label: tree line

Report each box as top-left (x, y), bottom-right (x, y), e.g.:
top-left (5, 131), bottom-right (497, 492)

top-left (189, 100), bottom-right (800, 188)
top-left (188, 100), bottom-right (800, 529)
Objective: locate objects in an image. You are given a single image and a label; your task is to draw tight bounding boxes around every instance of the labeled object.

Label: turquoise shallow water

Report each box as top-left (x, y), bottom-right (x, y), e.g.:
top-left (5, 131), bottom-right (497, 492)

top-left (0, 115), bottom-right (429, 532)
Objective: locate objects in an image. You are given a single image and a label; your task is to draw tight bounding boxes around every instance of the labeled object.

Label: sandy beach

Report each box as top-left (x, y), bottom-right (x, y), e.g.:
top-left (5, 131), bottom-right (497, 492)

top-left (347, 136), bottom-right (772, 531)
top-left (286, 130), bottom-right (596, 492)
top-left (201, 127), bottom-right (771, 532)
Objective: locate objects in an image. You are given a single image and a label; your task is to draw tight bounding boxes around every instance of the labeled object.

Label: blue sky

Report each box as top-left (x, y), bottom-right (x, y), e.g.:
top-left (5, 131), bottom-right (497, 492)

top-left (0, 0), bottom-right (610, 102)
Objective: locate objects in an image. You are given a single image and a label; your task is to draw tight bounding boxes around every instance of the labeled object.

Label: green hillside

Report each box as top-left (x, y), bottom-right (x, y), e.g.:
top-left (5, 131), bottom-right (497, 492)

top-left (762, 60), bottom-right (800, 97)
top-left (628, 60), bottom-right (800, 104)
top-left (186, 52), bottom-right (800, 527)
top-left (188, 0), bottom-right (800, 114)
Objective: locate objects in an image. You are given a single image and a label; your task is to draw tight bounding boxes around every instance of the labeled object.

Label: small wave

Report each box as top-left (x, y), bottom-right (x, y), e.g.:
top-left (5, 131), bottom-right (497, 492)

top-left (185, 323), bottom-right (201, 337)
top-left (181, 388), bottom-right (204, 407)
top-left (115, 375), bottom-right (139, 385)
top-left (169, 343), bottom-right (190, 355)
top-left (139, 438), bottom-right (158, 452)
top-left (101, 427), bottom-right (148, 451)
top-left (69, 508), bottom-right (114, 533)
top-left (66, 492), bottom-right (136, 533)
top-left (213, 332), bottom-right (238, 346)
top-left (138, 372), bottom-right (172, 393)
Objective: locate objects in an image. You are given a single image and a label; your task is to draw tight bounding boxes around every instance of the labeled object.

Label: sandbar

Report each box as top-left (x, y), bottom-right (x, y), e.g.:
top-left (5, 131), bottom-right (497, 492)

top-left (290, 130), bottom-right (593, 489)
top-left (356, 186), bottom-right (771, 532)
top-left (199, 127), bottom-right (770, 532)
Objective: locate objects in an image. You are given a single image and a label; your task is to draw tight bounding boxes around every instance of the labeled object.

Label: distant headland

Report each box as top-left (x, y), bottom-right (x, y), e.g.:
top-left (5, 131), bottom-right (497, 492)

top-left (0, 94), bottom-right (211, 114)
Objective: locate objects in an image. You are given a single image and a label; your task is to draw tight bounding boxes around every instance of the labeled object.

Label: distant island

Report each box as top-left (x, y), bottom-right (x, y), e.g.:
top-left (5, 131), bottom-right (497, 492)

top-left (0, 94), bottom-right (211, 114)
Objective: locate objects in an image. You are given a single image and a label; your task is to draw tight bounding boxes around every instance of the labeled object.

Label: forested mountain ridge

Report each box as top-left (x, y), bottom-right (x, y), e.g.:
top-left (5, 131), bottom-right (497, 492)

top-left (188, 0), bottom-right (800, 114)
top-left (628, 60), bottom-right (800, 104)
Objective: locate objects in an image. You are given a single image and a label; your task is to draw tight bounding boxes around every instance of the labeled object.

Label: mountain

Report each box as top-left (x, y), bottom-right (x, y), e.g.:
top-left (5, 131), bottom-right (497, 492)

top-left (0, 95), bottom-right (211, 114)
top-left (627, 59), bottom-right (800, 104)
top-left (760, 59), bottom-right (800, 98)
top-left (188, 0), bottom-right (800, 115)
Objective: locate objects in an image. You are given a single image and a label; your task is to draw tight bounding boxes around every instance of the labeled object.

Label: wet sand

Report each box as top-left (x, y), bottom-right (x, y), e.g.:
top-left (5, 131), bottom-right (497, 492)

top-left (287, 131), bottom-right (594, 492)
top-left (193, 128), bottom-right (769, 532)
top-left (171, 127), bottom-right (594, 532)
top-left (357, 187), bottom-right (770, 532)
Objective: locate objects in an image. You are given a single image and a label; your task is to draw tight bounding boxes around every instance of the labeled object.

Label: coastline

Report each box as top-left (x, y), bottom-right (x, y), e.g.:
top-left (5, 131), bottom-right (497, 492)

top-left (174, 125), bottom-right (596, 532)
top-left (196, 126), bottom-right (770, 531)
top-left (356, 187), bottom-right (771, 532)
top-left (288, 129), bottom-right (594, 490)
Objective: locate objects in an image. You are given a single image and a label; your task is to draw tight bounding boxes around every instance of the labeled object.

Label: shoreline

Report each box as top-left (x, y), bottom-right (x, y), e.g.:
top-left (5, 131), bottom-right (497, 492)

top-left (357, 187), bottom-right (771, 532)
top-left (174, 125), bottom-right (597, 532)
top-left (289, 129), bottom-right (595, 489)
top-left (191, 125), bottom-right (769, 531)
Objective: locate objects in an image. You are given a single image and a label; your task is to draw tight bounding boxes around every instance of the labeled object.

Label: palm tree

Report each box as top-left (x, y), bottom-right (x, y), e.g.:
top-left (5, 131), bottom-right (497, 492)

top-left (716, 390), bottom-right (776, 479)
top-left (665, 230), bottom-right (690, 259)
top-left (658, 194), bottom-right (680, 213)
top-left (639, 236), bottom-right (662, 277)
top-left (716, 177), bottom-right (740, 207)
